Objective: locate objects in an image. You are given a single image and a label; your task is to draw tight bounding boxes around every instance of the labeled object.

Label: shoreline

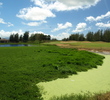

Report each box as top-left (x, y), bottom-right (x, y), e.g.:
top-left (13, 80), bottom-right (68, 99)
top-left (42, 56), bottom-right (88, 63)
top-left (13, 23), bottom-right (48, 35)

top-left (89, 50), bottom-right (110, 55)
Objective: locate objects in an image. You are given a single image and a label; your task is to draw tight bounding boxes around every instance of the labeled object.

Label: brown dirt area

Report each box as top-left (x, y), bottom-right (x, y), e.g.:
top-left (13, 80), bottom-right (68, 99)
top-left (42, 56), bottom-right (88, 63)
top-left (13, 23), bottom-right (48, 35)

top-left (96, 92), bottom-right (110, 100)
top-left (56, 43), bottom-right (110, 55)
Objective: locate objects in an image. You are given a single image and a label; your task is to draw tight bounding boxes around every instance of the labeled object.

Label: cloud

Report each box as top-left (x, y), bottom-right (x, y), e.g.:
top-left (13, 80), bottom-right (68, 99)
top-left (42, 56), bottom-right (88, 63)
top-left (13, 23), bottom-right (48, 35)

top-left (86, 11), bottom-right (110, 22)
top-left (16, 7), bottom-right (55, 21)
top-left (0, 29), bottom-right (47, 39)
top-left (0, 18), bottom-right (14, 27)
top-left (31, 0), bottom-right (100, 11)
top-left (7, 22), bottom-right (14, 27)
top-left (72, 23), bottom-right (87, 33)
top-left (0, 30), bottom-right (24, 38)
top-left (52, 22), bottom-right (72, 32)
top-left (0, 2), bottom-right (3, 6)
top-left (22, 21), bottom-right (47, 26)
top-left (17, 0), bottom-right (101, 21)
top-left (51, 32), bottom-right (70, 40)
top-left (96, 22), bottom-right (110, 28)
top-left (0, 18), bottom-right (6, 24)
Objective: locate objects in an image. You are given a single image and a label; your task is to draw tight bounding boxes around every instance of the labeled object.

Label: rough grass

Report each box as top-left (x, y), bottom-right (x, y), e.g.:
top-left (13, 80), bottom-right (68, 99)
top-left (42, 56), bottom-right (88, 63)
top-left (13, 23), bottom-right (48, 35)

top-left (0, 45), bottom-right (104, 100)
top-left (44, 41), bottom-right (110, 51)
top-left (50, 92), bottom-right (110, 100)
top-left (70, 42), bottom-right (110, 50)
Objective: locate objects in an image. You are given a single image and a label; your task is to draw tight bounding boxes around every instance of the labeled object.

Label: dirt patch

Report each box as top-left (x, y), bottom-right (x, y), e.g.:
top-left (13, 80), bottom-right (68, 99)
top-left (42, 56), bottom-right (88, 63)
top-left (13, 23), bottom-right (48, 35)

top-left (56, 44), bottom-right (71, 47)
top-left (97, 92), bottom-right (110, 100)
top-left (56, 43), bottom-right (110, 55)
top-left (60, 41), bottom-right (92, 43)
top-left (60, 41), bottom-right (78, 43)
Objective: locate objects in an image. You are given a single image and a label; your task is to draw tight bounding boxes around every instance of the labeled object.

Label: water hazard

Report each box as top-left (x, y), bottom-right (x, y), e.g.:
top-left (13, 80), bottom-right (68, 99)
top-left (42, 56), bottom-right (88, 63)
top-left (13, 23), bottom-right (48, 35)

top-left (0, 44), bottom-right (31, 47)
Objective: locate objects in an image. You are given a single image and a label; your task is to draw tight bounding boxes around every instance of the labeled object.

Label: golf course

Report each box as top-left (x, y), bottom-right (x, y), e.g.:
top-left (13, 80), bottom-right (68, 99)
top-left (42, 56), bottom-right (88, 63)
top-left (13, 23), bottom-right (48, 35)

top-left (0, 41), bottom-right (110, 100)
top-left (1, 0), bottom-right (110, 99)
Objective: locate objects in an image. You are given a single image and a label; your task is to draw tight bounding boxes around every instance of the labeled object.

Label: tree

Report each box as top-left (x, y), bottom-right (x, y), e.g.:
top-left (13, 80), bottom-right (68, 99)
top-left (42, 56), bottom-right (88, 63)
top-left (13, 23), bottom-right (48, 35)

top-left (19, 35), bottom-right (23, 42)
top-left (93, 30), bottom-right (103, 41)
top-left (62, 38), bottom-right (69, 41)
top-left (51, 38), bottom-right (57, 41)
top-left (23, 31), bottom-right (29, 42)
top-left (103, 29), bottom-right (110, 42)
top-left (79, 34), bottom-right (85, 41)
top-left (69, 33), bottom-right (80, 41)
top-left (14, 33), bottom-right (19, 42)
top-left (29, 33), bottom-right (51, 41)
top-left (9, 34), bottom-right (14, 42)
top-left (46, 35), bottom-right (51, 40)
top-left (29, 34), bottom-right (35, 41)
top-left (86, 32), bottom-right (94, 41)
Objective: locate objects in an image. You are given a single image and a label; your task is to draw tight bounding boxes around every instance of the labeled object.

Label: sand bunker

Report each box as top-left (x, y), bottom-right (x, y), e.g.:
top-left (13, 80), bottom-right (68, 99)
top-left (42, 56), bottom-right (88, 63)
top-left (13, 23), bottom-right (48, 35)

top-left (37, 54), bottom-right (110, 100)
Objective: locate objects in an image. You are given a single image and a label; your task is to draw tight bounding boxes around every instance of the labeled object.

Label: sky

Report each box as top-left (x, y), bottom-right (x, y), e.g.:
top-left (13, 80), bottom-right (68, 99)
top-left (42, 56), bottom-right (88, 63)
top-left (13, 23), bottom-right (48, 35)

top-left (0, 0), bottom-right (110, 40)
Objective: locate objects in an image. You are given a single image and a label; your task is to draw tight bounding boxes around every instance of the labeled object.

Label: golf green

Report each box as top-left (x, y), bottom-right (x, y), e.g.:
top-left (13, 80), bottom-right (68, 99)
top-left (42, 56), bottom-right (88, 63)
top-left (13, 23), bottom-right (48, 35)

top-left (37, 54), bottom-right (110, 100)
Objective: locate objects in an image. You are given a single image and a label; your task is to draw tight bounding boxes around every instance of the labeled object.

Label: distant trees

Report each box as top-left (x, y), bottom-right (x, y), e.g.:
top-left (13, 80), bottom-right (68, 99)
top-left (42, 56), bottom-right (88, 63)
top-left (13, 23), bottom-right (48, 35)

top-left (9, 33), bottom-right (19, 42)
top-left (19, 35), bottom-right (23, 41)
top-left (23, 31), bottom-right (29, 42)
top-left (29, 33), bottom-right (50, 41)
top-left (66, 33), bottom-right (85, 41)
top-left (62, 29), bottom-right (110, 42)
top-left (86, 29), bottom-right (110, 42)
top-left (9, 31), bottom-right (51, 43)
top-left (51, 38), bottom-right (58, 41)
top-left (103, 29), bottom-right (110, 42)
top-left (86, 32), bottom-right (94, 41)
top-left (9, 29), bottom-right (110, 43)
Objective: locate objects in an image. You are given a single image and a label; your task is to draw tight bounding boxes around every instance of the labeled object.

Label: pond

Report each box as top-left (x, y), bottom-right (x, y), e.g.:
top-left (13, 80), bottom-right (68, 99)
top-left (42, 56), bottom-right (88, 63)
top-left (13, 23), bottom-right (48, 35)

top-left (0, 44), bottom-right (31, 47)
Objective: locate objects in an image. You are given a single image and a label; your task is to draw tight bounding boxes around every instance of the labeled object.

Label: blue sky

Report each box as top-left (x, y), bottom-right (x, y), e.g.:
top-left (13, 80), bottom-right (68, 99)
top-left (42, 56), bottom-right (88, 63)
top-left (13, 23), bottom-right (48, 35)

top-left (0, 0), bottom-right (110, 40)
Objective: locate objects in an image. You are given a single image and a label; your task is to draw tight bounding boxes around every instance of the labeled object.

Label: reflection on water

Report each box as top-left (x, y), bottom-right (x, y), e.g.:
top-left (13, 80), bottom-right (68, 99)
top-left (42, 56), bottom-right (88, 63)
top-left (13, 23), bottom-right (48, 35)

top-left (0, 44), bottom-right (31, 47)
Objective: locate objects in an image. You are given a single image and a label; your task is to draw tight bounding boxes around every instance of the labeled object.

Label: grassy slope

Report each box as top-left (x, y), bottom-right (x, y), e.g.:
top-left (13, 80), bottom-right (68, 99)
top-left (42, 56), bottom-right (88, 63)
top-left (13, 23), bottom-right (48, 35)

top-left (44, 41), bottom-right (110, 51)
top-left (70, 42), bottom-right (110, 50)
top-left (0, 45), bottom-right (104, 100)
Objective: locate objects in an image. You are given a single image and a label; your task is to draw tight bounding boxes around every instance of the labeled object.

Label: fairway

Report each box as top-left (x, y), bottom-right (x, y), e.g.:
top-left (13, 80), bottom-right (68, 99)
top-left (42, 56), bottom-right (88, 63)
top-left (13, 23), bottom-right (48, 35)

top-left (37, 54), bottom-right (110, 100)
top-left (44, 41), bottom-right (110, 51)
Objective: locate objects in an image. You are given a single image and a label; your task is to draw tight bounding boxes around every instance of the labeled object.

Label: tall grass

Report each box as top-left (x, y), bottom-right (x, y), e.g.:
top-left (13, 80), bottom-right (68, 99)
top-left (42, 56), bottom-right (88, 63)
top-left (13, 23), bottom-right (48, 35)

top-left (50, 93), bottom-right (95, 100)
top-left (0, 45), bottom-right (104, 100)
top-left (50, 92), bottom-right (110, 100)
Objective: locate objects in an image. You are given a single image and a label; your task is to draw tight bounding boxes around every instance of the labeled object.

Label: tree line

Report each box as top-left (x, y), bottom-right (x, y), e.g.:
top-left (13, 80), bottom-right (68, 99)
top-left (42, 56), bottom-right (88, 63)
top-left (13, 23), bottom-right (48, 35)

top-left (9, 31), bottom-right (51, 42)
top-left (62, 29), bottom-right (110, 42)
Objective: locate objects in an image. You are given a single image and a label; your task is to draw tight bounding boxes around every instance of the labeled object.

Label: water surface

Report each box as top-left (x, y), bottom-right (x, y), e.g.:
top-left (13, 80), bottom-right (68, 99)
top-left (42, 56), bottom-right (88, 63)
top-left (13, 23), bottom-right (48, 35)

top-left (0, 44), bottom-right (31, 47)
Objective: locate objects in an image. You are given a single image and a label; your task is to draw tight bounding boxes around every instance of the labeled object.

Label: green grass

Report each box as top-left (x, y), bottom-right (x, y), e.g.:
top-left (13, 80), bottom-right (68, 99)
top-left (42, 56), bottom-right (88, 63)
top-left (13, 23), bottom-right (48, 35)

top-left (70, 42), bottom-right (110, 50)
top-left (0, 45), bottom-right (104, 100)
top-left (44, 41), bottom-right (110, 51)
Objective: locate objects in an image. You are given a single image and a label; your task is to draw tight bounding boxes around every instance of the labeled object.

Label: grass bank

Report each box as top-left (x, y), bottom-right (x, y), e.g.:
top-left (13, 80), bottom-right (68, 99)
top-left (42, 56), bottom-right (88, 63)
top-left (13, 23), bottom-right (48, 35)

top-left (0, 45), bottom-right (104, 100)
top-left (50, 92), bottom-right (110, 100)
top-left (43, 41), bottom-right (110, 51)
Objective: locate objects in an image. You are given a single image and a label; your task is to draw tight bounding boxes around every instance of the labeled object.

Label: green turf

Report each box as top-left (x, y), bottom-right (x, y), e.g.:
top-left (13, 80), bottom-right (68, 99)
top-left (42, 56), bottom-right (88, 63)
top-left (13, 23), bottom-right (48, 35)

top-left (44, 41), bottom-right (110, 51)
top-left (0, 45), bottom-right (104, 100)
top-left (70, 42), bottom-right (110, 50)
